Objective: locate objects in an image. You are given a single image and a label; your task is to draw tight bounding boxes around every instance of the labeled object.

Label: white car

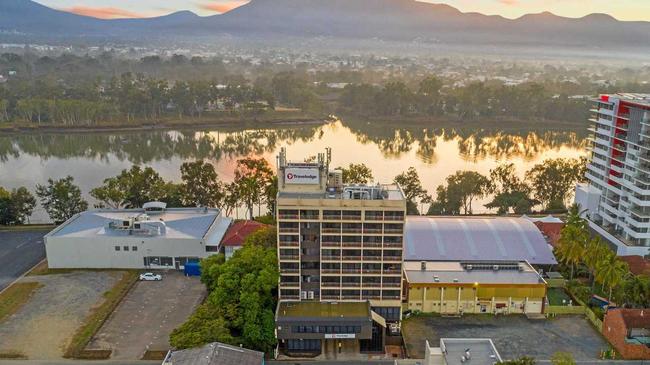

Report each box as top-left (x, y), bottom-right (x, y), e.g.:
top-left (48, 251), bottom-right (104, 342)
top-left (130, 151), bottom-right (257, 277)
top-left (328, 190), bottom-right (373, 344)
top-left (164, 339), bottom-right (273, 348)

top-left (139, 272), bottom-right (162, 281)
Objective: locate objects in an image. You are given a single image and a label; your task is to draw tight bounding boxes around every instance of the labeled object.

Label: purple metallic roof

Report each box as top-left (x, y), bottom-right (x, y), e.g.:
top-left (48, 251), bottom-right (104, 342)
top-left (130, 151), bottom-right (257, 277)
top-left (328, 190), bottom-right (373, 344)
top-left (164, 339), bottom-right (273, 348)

top-left (404, 216), bottom-right (557, 265)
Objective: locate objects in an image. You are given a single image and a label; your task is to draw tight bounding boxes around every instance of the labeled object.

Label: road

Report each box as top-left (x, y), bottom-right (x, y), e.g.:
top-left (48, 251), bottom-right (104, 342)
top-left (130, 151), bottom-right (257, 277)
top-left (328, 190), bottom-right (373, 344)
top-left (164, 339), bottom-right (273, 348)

top-left (0, 229), bottom-right (49, 291)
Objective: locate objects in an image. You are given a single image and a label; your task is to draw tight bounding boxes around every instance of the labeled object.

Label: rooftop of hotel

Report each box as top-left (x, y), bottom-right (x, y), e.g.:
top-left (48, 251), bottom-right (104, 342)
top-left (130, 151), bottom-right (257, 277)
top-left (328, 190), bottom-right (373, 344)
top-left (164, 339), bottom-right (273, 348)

top-left (596, 93), bottom-right (650, 106)
top-left (278, 183), bottom-right (405, 201)
top-left (46, 205), bottom-right (231, 244)
top-left (404, 261), bottom-right (545, 285)
top-left (404, 216), bottom-right (557, 265)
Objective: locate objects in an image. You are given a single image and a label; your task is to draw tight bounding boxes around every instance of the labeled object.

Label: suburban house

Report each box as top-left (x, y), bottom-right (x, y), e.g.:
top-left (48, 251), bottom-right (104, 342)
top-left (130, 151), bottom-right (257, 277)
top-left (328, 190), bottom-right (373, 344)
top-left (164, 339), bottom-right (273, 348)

top-left (220, 220), bottom-right (271, 259)
top-left (602, 308), bottom-right (650, 360)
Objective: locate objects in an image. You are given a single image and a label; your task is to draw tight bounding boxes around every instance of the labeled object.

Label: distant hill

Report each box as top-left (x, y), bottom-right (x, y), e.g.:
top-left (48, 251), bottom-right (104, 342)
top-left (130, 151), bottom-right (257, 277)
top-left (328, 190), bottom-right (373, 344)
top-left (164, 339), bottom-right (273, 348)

top-left (1, 0), bottom-right (649, 51)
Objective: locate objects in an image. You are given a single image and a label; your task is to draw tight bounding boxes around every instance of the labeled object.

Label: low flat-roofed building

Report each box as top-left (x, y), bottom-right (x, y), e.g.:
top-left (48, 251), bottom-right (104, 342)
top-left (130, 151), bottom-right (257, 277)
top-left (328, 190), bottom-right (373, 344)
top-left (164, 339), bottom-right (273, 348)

top-left (437, 338), bottom-right (502, 365)
top-left (275, 300), bottom-right (386, 357)
top-left (162, 341), bottom-right (264, 365)
top-left (404, 216), bottom-right (557, 266)
top-left (45, 203), bottom-right (231, 269)
top-left (404, 261), bottom-right (547, 315)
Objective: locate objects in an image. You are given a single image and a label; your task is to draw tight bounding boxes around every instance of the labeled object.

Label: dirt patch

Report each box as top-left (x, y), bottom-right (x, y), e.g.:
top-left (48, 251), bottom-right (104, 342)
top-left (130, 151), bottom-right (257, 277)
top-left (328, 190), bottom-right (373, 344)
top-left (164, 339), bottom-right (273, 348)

top-left (0, 271), bottom-right (122, 359)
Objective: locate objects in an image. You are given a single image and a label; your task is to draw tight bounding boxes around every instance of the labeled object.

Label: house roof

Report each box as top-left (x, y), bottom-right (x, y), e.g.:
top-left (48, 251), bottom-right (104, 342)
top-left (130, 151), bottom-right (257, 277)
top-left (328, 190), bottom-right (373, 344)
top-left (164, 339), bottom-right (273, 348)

top-left (163, 342), bottom-right (263, 365)
top-left (220, 220), bottom-right (270, 247)
top-left (620, 256), bottom-right (650, 276)
top-left (615, 309), bottom-right (650, 330)
top-left (404, 216), bottom-right (557, 265)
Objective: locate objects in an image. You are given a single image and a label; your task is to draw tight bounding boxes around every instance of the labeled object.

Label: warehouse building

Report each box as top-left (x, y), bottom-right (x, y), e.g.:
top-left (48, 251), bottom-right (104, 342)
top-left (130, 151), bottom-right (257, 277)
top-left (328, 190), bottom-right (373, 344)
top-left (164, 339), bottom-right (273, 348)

top-left (44, 202), bottom-right (231, 269)
top-left (404, 216), bottom-right (558, 267)
top-left (404, 260), bottom-right (547, 315)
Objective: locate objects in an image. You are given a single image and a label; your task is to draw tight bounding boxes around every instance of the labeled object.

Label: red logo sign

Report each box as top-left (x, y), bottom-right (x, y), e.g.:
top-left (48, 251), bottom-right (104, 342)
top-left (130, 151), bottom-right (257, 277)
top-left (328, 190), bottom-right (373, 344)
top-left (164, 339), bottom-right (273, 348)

top-left (287, 173), bottom-right (294, 180)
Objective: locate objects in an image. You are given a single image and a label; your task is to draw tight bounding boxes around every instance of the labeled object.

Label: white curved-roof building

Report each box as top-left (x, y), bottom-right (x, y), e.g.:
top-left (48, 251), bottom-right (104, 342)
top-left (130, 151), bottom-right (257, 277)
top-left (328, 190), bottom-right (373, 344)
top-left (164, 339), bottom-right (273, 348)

top-left (404, 216), bottom-right (557, 265)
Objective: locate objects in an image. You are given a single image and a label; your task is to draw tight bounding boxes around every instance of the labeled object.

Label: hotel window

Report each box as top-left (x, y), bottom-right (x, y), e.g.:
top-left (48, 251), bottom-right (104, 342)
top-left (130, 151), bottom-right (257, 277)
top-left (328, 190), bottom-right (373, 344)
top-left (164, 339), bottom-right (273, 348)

top-left (114, 246), bottom-right (120, 251)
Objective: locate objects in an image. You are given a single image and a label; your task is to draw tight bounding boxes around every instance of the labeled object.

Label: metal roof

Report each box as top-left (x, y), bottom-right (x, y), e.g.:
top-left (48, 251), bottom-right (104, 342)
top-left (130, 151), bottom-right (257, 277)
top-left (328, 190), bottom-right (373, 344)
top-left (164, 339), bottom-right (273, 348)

top-left (404, 261), bottom-right (545, 285)
top-left (276, 301), bottom-right (371, 321)
top-left (404, 216), bottom-right (557, 265)
top-left (163, 342), bottom-right (263, 365)
top-left (47, 208), bottom-right (231, 240)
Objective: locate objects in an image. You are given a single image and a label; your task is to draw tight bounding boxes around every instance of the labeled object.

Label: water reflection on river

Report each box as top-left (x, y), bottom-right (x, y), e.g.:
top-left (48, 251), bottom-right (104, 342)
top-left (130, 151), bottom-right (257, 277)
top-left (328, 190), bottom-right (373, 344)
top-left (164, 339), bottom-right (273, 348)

top-left (0, 120), bottom-right (588, 222)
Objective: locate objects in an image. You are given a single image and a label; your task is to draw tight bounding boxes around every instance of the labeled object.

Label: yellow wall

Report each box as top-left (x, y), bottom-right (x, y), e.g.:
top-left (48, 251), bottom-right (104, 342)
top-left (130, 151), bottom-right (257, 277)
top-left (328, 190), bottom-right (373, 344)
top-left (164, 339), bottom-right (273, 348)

top-left (407, 283), bottom-right (546, 315)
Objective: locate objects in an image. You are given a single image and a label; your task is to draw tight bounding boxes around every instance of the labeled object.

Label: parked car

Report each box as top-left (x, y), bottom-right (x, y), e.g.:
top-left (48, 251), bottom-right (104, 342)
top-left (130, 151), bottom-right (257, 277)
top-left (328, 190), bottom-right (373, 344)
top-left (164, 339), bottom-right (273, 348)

top-left (139, 272), bottom-right (162, 281)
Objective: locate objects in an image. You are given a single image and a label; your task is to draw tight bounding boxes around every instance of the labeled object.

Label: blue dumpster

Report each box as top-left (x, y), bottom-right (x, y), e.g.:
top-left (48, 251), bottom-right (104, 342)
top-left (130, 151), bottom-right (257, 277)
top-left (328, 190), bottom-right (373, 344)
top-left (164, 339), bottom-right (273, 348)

top-left (184, 262), bottom-right (201, 276)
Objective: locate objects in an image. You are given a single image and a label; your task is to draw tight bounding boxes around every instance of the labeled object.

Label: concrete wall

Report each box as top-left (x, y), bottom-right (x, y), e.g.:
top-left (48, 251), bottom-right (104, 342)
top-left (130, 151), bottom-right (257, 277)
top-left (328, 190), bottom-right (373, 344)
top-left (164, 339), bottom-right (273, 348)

top-left (45, 235), bottom-right (211, 269)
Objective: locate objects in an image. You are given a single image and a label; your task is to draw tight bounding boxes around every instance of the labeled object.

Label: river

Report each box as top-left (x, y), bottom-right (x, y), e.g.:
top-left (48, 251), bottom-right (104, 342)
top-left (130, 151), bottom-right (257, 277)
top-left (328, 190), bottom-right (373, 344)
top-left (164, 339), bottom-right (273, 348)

top-left (0, 119), bottom-right (588, 223)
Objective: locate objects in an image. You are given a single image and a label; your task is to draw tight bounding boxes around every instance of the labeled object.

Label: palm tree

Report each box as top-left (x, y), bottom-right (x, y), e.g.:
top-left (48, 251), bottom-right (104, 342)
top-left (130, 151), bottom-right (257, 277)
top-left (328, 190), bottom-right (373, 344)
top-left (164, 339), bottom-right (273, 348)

top-left (624, 275), bottom-right (650, 308)
top-left (565, 203), bottom-right (587, 230)
top-left (557, 225), bottom-right (587, 280)
top-left (584, 237), bottom-right (610, 290)
top-left (597, 254), bottom-right (629, 303)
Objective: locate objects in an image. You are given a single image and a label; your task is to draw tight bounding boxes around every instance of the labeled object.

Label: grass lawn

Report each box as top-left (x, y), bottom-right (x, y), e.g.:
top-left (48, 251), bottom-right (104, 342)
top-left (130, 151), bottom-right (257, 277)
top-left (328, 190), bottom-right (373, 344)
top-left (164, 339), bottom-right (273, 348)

top-left (547, 287), bottom-right (573, 306)
top-left (63, 271), bottom-right (138, 359)
top-left (0, 282), bottom-right (43, 323)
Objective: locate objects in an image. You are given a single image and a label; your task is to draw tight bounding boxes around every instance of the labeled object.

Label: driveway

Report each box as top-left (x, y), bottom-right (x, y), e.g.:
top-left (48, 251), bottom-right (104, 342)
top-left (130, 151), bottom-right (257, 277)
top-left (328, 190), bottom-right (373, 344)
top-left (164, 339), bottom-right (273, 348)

top-left (402, 314), bottom-right (609, 361)
top-left (87, 270), bottom-right (206, 360)
top-left (0, 271), bottom-right (123, 359)
top-left (0, 229), bottom-right (49, 291)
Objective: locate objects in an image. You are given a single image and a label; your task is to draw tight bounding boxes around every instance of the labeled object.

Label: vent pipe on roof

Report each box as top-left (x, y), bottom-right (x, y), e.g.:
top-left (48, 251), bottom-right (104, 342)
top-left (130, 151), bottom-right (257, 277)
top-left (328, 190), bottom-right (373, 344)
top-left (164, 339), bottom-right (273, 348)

top-left (421, 261), bottom-right (426, 271)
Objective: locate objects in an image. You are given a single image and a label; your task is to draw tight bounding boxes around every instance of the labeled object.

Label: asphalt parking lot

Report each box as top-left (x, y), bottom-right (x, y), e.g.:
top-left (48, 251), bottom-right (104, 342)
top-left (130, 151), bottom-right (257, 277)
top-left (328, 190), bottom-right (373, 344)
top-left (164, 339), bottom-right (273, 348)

top-left (402, 314), bottom-right (609, 361)
top-left (0, 229), bottom-right (49, 291)
top-left (0, 271), bottom-right (123, 359)
top-left (87, 270), bottom-right (206, 360)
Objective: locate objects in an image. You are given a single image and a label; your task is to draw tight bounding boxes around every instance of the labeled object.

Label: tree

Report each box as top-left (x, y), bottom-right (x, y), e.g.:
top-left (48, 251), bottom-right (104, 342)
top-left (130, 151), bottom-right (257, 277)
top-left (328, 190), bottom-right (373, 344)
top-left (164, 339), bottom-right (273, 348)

top-left (427, 184), bottom-right (461, 216)
top-left (623, 275), bottom-right (650, 308)
top-left (233, 158), bottom-right (274, 219)
top-left (36, 176), bottom-right (88, 224)
top-left (556, 224), bottom-right (588, 280)
top-left (170, 305), bottom-right (234, 349)
top-left (337, 163), bottom-right (374, 184)
top-left (551, 352), bottom-right (576, 365)
top-left (180, 160), bottom-right (224, 208)
top-left (0, 186), bottom-right (36, 225)
top-left (445, 171), bottom-right (491, 215)
top-left (243, 226), bottom-right (277, 249)
top-left (597, 253), bottom-right (629, 303)
top-left (394, 167), bottom-right (430, 215)
top-left (90, 166), bottom-right (168, 209)
top-left (525, 158), bottom-right (584, 211)
top-left (175, 240), bottom-right (279, 353)
top-left (485, 163), bottom-right (536, 214)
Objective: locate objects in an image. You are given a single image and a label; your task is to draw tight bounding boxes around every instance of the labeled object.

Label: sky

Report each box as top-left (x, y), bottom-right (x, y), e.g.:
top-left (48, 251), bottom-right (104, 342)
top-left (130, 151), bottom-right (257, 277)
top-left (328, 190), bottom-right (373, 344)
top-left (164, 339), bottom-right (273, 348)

top-left (34, 0), bottom-right (650, 21)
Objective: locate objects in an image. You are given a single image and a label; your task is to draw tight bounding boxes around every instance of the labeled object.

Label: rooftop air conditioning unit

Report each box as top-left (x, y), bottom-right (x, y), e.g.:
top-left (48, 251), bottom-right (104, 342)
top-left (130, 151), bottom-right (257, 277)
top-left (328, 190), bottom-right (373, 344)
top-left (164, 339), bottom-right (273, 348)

top-left (308, 291), bottom-right (315, 300)
top-left (420, 261), bottom-right (426, 271)
top-left (300, 291), bottom-right (307, 299)
top-left (467, 264), bottom-right (473, 271)
top-left (433, 276), bottom-right (440, 282)
top-left (493, 265), bottom-right (499, 271)
top-left (453, 278), bottom-right (459, 283)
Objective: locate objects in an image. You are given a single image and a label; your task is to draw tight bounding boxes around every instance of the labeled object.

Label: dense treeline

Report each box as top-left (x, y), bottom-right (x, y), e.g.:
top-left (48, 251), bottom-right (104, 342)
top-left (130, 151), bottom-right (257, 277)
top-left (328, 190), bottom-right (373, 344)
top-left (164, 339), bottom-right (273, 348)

top-left (3, 52), bottom-right (650, 127)
top-left (340, 77), bottom-right (590, 122)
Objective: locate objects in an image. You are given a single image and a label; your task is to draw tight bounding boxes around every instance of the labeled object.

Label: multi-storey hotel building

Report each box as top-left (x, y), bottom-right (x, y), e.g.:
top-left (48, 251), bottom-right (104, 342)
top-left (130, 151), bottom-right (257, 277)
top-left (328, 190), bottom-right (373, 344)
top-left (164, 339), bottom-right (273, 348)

top-left (576, 93), bottom-right (650, 256)
top-left (274, 148), bottom-right (406, 357)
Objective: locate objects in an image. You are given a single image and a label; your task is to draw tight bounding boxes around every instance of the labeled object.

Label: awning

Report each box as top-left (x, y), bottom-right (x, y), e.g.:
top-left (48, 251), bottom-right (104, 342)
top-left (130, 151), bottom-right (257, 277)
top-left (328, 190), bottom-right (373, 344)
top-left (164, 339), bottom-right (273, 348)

top-left (371, 310), bottom-right (386, 328)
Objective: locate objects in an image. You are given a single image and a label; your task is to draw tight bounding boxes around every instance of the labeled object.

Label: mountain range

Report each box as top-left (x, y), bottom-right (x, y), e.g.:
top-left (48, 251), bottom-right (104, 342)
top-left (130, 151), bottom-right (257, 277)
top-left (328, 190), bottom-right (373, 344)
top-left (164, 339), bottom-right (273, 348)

top-left (1, 0), bottom-right (649, 51)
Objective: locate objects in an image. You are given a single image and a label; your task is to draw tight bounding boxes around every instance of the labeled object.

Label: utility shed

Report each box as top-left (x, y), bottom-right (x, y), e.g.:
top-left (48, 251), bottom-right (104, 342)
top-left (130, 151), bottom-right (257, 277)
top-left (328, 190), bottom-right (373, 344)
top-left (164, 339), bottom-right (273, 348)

top-left (44, 203), bottom-right (231, 269)
top-left (162, 341), bottom-right (264, 365)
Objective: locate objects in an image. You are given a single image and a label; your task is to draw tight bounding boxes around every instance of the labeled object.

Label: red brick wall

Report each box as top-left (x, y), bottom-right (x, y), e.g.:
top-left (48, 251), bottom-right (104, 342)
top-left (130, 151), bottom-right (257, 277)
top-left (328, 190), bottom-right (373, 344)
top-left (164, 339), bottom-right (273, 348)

top-left (603, 310), bottom-right (650, 360)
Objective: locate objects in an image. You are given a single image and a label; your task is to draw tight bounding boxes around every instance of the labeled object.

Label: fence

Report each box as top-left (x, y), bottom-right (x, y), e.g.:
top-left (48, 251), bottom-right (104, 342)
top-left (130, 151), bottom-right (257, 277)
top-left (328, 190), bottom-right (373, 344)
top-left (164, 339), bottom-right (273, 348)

top-left (544, 305), bottom-right (585, 315)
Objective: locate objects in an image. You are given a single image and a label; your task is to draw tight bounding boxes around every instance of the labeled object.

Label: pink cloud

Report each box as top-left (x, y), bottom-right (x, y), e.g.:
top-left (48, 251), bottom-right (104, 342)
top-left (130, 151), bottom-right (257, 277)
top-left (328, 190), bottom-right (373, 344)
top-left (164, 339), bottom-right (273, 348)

top-left (499, 0), bottom-right (519, 5)
top-left (64, 6), bottom-right (146, 19)
top-left (199, 1), bottom-right (248, 14)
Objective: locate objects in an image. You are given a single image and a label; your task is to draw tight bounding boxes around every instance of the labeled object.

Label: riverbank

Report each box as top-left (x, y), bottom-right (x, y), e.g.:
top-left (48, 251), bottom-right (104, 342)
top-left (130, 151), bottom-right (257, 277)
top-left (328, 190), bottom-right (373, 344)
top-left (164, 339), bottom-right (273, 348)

top-left (340, 114), bottom-right (586, 132)
top-left (0, 111), bottom-right (331, 135)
